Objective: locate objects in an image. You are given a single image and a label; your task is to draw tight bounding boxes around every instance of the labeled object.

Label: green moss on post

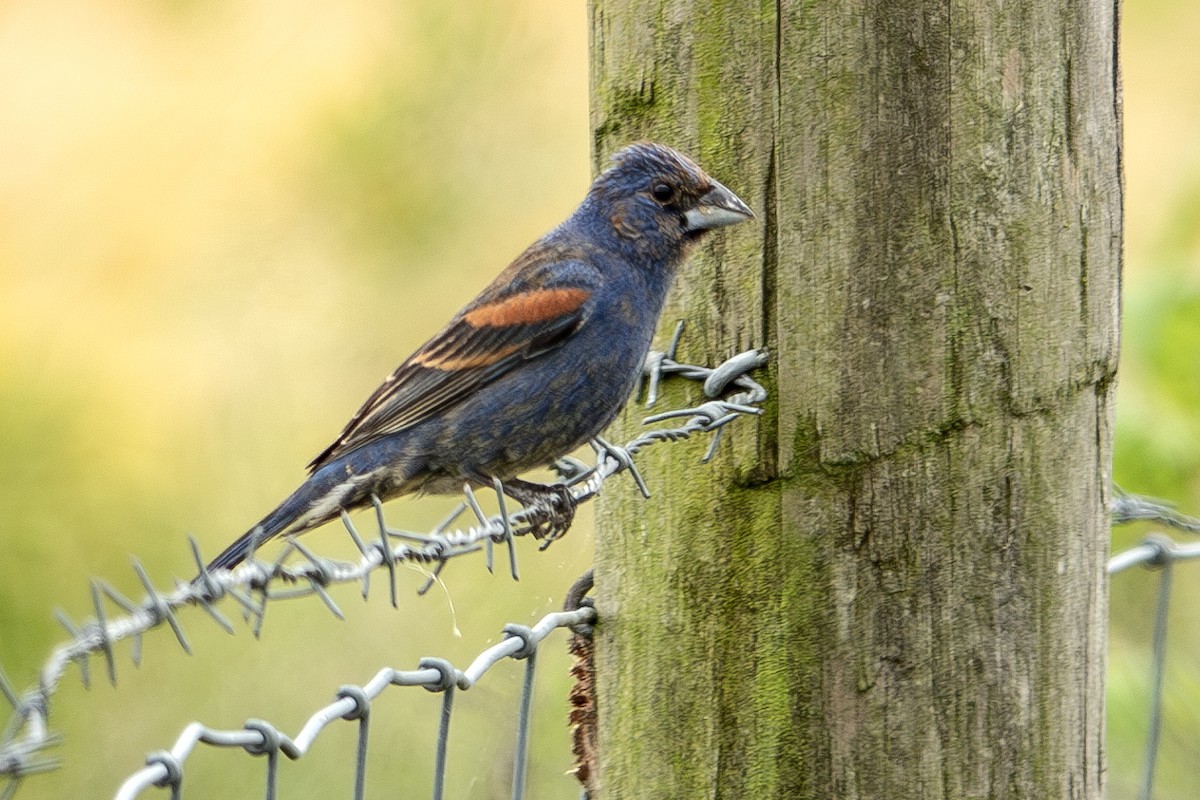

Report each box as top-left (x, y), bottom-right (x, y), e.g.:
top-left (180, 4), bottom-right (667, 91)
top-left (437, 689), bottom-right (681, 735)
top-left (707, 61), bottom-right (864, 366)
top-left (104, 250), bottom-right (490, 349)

top-left (590, 1), bottom-right (1119, 798)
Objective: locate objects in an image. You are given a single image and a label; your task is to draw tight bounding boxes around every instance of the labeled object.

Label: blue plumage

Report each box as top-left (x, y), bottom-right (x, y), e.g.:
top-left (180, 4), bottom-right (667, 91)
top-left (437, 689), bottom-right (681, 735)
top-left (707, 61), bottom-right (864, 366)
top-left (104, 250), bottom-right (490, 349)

top-left (205, 142), bottom-right (753, 571)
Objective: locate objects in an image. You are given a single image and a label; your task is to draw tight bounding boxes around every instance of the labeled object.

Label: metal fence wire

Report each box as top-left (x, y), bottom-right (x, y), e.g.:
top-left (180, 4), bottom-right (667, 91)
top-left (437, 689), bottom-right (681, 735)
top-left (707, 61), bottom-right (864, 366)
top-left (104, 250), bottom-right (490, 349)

top-left (1108, 493), bottom-right (1200, 800)
top-left (0, 342), bottom-right (1197, 799)
top-left (0, 335), bottom-right (767, 800)
top-left (110, 605), bottom-right (598, 800)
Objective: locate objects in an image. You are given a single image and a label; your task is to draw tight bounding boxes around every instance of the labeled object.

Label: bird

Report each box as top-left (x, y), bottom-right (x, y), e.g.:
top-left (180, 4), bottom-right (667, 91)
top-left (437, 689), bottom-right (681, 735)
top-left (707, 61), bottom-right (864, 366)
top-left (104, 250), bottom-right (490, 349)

top-left (204, 142), bottom-right (754, 572)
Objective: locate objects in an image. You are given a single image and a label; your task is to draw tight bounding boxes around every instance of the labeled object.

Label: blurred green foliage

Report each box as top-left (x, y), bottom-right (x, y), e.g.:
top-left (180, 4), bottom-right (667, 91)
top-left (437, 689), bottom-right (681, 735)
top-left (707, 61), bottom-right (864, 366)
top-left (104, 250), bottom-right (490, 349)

top-left (0, 0), bottom-right (1197, 797)
top-left (1109, 3), bottom-right (1200, 793)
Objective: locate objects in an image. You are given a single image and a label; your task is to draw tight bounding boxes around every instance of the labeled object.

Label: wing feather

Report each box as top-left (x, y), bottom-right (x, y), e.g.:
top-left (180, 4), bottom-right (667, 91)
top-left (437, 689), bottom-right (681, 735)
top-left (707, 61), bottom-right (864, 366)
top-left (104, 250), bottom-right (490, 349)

top-left (306, 253), bottom-right (596, 472)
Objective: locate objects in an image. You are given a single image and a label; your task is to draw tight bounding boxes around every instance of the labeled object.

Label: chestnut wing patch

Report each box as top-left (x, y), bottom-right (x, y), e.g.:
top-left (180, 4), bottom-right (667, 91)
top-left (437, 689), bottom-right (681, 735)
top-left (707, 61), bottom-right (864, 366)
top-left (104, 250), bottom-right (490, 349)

top-left (306, 286), bottom-right (591, 472)
top-left (461, 288), bottom-right (591, 328)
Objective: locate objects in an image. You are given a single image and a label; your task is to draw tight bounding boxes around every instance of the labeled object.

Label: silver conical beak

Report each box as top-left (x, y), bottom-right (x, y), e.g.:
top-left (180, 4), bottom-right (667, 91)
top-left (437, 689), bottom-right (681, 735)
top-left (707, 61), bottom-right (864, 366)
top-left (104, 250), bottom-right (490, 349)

top-left (683, 178), bottom-right (755, 231)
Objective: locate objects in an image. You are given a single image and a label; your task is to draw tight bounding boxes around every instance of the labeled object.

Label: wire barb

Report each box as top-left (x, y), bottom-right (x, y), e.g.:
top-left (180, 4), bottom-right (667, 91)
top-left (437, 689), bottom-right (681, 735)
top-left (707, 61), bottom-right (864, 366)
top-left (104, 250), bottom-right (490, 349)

top-left (1111, 488), bottom-right (1200, 534)
top-left (492, 478), bottom-right (521, 581)
top-left (1, 349), bottom-right (767, 795)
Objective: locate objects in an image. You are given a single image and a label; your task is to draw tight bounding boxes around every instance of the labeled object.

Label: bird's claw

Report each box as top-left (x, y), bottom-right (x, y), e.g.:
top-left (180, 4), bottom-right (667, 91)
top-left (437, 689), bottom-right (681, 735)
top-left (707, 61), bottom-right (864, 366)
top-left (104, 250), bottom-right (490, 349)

top-left (531, 484), bottom-right (577, 548)
top-left (504, 480), bottom-right (577, 546)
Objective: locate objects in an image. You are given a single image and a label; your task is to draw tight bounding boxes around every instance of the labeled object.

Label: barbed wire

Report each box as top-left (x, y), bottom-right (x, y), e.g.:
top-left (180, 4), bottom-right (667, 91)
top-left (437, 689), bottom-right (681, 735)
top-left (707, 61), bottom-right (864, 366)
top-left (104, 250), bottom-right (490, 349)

top-left (0, 328), bottom-right (768, 799)
top-left (1108, 490), bottom-right (1200, 800)
top-left (4, 344), bottom-right (1198, 799)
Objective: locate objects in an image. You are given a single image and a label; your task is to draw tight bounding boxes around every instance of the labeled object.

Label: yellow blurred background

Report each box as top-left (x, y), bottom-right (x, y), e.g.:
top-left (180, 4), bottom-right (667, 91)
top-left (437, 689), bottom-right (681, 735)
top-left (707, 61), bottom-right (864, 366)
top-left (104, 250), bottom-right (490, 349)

top-left (0, 1), bottom-right (594, 797)
top-left (0, 0), bottom-right (1197, 797)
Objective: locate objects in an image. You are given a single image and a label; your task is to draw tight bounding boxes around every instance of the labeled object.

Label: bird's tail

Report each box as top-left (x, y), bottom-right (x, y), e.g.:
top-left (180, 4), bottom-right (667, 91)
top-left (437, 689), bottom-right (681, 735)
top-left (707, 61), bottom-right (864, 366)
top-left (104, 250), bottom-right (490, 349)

top-left (203, 467), bottom-right (364, 572)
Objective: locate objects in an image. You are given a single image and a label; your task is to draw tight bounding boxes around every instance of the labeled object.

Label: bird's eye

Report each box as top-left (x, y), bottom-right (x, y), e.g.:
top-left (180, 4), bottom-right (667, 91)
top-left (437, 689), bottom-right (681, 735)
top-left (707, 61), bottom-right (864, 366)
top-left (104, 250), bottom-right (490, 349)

top-left (651, 182), bottom-right (675, 203)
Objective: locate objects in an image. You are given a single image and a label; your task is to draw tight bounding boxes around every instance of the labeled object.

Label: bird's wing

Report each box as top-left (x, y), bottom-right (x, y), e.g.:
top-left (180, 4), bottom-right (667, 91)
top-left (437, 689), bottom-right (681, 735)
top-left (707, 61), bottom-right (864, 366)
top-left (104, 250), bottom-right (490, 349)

top-left (306, 259), bottom-right (597, 473)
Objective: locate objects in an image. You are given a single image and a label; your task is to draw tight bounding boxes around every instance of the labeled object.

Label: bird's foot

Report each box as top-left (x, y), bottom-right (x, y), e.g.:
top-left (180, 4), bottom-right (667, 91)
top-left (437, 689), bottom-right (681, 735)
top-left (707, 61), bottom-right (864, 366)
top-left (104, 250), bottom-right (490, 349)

top-left (503, 478), bottom-right (577, 546)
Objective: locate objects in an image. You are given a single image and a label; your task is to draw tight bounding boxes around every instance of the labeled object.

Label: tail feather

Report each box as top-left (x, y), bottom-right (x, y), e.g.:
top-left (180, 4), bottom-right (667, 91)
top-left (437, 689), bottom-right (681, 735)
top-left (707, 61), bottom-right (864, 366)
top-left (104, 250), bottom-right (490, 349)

top-left (203, 468), bottom-right (363, 572)
top-left (205, 523), bottom-right (275, 572)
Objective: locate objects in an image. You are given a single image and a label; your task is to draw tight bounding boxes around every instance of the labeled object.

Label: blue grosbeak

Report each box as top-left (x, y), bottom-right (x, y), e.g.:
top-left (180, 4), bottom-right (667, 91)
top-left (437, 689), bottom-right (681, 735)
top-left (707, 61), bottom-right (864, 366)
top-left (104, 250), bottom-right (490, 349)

top-left (206, 142), bottom-right (753, 570)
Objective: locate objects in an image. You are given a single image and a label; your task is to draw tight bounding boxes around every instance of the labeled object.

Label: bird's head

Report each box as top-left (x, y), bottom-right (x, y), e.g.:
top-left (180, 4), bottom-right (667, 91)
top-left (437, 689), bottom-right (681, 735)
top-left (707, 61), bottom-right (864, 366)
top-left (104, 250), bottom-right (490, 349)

top-left (582, 142), bottom-right (755, 261)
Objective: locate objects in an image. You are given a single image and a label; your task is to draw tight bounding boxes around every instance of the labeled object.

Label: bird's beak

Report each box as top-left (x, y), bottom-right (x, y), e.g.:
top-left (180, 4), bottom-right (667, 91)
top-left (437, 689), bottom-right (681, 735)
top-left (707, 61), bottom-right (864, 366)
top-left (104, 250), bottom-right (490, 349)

top-left (683, 178), bottom-right (755, 231)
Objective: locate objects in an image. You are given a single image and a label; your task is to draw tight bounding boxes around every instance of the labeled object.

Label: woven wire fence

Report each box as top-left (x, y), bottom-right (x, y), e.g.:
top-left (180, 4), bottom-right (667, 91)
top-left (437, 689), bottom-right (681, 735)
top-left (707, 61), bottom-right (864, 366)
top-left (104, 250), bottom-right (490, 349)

top-left (1108, 492), bottom-right (1200, 800)
top-left (0, 336), bottom-right (767, 800)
